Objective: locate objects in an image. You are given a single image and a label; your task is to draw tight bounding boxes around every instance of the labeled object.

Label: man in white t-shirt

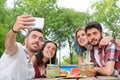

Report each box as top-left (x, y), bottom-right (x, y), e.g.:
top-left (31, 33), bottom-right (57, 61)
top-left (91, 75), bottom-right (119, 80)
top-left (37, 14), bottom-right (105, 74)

top-left (0, 14), bottom-right (43, 80)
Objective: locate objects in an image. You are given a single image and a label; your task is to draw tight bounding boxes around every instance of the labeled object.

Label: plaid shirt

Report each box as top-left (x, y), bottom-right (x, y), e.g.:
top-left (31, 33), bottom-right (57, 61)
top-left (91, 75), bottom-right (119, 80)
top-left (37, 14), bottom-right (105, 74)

top-left (90, 41), bottom-right (120, 78)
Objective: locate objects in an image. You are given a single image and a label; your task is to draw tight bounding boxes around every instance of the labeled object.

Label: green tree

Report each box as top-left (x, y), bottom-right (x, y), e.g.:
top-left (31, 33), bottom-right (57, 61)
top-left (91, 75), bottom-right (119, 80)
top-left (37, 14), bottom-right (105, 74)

top-left (44, 8), bottom-right (90, 64)
top-left (61, 52), bottom-right (78, 65)
top-left (1, 0), bottom-right (91, 65)
top-left (0, 0), bottom-right (59, 57)
top-left (0, 0), bottom-right (12, 56)
top-left (90, 0), bottom-right (120, 38)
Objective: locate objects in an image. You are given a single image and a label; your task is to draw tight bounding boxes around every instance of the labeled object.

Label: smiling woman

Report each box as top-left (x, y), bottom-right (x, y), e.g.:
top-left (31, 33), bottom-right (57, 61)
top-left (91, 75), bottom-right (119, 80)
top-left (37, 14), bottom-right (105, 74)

top-left (33, 40), bottom-right (57, 78)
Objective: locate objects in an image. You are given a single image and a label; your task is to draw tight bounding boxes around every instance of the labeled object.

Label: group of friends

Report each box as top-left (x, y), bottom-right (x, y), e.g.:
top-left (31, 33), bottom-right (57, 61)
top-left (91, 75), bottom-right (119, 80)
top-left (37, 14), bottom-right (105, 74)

top-left (0, 14), bottom-right (120, 80)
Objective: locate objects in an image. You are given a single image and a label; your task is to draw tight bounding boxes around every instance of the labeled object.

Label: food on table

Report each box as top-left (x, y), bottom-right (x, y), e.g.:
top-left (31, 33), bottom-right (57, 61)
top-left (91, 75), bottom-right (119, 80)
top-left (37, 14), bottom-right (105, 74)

top-left (60, 70), bottom-right (68, 74)
top-left (85, 69), bottom-right (95, 77)
top-left (60, 73), bottom-right (68, 77)
top-left (70, 68), bottom-right (80, 75)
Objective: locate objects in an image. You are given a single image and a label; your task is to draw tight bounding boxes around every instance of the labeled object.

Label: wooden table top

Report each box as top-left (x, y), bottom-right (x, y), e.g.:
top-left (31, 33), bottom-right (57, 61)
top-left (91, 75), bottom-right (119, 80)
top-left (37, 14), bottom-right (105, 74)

top-left (33, 76), bottom-right (118, 80)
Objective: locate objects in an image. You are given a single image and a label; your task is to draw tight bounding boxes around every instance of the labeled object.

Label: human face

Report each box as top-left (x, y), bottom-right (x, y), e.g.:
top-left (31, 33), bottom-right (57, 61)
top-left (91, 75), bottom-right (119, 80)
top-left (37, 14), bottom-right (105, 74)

top-left (76, 30), bottom-right (88, 47)
top-left (25, 31), bottom-right (43, 53)
top-left (43, 42), bottom-right (56, 59)
top-left (86, 28), bottom-right (103, 47)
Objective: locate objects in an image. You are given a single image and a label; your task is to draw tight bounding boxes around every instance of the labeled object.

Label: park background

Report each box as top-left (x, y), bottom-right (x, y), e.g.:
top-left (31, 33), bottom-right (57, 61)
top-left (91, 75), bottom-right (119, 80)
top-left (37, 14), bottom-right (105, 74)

top-left (0, 0), bottom-right (120, 65)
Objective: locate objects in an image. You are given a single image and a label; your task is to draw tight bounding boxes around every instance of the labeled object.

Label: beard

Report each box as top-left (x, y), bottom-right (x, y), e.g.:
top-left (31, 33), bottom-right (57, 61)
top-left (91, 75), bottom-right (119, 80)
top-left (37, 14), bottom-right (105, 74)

top-left (30, 48), bottom-right (38, 53)
top-left (90, 35), bottom-right (102, 47)
top-left (26, 43), bottom-right (40, 53)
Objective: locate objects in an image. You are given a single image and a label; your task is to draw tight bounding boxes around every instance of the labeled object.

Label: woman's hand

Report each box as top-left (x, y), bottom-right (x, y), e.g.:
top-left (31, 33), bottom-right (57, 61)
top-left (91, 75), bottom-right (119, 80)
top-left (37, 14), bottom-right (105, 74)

top-left (99, 36), bottom-right (113, 48)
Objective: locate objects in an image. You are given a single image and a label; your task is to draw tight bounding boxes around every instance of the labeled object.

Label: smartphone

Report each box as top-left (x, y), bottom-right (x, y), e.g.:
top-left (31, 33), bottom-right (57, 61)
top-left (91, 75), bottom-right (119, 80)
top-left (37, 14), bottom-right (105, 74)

top-left (29, 17), bottom-right (44, 29)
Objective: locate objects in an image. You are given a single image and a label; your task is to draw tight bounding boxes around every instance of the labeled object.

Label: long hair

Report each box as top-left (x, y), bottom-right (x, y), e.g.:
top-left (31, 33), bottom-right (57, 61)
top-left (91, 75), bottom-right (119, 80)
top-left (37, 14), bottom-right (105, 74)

top-left (75, 27), bottom-right (84, 44)
top-left (36, 41), bottom-right (57, 66)
top-left (74, 27), bottom-right (87, 54)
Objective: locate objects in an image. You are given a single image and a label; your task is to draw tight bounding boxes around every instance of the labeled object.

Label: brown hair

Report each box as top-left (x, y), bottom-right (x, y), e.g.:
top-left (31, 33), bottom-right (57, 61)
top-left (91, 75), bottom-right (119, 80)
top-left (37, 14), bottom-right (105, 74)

top-left (85, 21), bottom-right (103, 33)
top-left (75, 27), bottom-right (84, 44)
top-left (36, 41), bottom-right (57, 66)
top-left (27, 28), bottom-right (43, 37)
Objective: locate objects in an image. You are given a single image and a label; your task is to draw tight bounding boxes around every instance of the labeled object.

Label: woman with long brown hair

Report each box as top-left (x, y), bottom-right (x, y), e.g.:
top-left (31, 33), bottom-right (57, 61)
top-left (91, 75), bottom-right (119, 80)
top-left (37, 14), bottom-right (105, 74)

top-left (33, 41), bottom-right (57, 78)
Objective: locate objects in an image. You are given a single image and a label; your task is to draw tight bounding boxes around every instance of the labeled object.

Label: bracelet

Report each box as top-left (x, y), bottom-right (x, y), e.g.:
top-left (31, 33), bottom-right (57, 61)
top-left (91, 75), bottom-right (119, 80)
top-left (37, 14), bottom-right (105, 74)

top-left (12, 27), bottom-right (19, 33)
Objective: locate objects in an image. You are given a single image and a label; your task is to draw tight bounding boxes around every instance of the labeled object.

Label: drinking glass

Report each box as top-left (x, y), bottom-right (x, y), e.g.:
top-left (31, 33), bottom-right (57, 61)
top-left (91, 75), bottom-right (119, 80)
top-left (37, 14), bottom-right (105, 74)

top-left (80, 63), bottom-right (87, 77)
top-left (46, 64), bottom-right (60, 78)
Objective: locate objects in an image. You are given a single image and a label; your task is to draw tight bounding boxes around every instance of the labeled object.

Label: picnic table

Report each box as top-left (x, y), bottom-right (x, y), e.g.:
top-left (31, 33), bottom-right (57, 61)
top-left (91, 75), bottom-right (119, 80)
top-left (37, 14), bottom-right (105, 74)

top-left (33, 76), bottom-right (118, 80)
top-left (33, 65), bottom-right (119, 80)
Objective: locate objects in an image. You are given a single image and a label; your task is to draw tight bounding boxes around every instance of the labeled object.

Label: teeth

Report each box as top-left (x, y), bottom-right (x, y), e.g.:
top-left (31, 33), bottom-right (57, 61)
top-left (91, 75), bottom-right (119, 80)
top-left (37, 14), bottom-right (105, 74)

top-left (79, 39), bottom-right (85, 43)
top-left (48, 52), bottom-right (51, 57)
top-left (80, 40), bottom-right (84, 43)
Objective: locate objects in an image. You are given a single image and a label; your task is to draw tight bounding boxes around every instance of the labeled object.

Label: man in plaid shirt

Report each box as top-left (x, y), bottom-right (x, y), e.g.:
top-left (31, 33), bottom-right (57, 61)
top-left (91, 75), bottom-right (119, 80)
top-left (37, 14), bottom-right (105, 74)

top-left (85, 21), bottom-right (120, 78)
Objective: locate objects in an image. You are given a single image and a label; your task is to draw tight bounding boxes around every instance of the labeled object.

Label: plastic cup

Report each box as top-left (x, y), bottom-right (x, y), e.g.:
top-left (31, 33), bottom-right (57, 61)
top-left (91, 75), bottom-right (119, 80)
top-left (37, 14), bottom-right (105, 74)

top-left (46, 64), bottom-right (60, 78)
top-left (80, 63), bottom-right (87, 77)
top-left (80, 62), bottom-right (95, 77)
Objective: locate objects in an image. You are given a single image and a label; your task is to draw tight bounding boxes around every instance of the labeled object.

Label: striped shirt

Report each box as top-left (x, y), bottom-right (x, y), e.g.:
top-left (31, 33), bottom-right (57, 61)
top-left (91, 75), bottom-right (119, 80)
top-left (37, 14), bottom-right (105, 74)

top-left (90, 41), bottom-right (120, 78)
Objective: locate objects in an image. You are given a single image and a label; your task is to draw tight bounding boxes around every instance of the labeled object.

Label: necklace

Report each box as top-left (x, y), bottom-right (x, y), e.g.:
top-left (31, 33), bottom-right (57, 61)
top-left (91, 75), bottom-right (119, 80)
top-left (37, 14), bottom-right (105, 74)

top-left (24, 49), bottom-right (29, 59)
top-left (24, 48), bottom-right (33, 63)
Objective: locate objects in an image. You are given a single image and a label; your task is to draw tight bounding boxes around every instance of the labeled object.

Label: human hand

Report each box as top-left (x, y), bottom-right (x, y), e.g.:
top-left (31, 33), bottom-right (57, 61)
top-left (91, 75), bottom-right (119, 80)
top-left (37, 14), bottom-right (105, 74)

top-left (85, 69), bottom-right (96, 77)
top-left (99, 36), bottom-right (113, 48)
top-left (12, 14), bottom-right (35, 32)
top-left (94, 67), bottom-right (99, 73)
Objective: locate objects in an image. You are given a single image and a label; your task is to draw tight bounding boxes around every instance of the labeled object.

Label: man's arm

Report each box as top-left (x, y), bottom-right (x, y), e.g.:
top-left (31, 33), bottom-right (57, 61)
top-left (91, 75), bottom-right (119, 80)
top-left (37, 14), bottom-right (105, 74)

top-left (5, 30), bottom-right (18, 55)
top-left (94, 61), bottom-right (115, 76)
top-left (5, 14), bottom-right (35, 55)
top-left (95, 41), bottom-right (117, 76)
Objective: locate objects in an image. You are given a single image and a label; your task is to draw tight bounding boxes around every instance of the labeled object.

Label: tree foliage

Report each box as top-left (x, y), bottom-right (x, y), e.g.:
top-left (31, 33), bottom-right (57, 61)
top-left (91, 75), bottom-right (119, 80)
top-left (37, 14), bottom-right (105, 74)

top-left (61, 52), bottom-right (78, 65)
top-left (44, 8), bottom-right (90, 64)
top-left (0, 0), bottom-right (90, 64)
top-left (1, 0), bottom-right (119, 64)
top-left (0, 0), bottom-right (11, 56)
top-left (90, 0), bottom-right (120, 38)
